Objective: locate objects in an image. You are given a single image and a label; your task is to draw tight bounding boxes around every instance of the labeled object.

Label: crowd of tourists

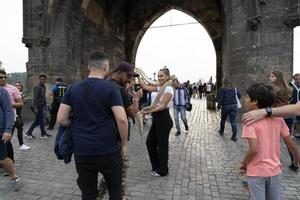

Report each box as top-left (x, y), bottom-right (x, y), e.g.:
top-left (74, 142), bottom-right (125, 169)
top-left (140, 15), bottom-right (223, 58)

top-left (1, 56), bottom-right (300, 200)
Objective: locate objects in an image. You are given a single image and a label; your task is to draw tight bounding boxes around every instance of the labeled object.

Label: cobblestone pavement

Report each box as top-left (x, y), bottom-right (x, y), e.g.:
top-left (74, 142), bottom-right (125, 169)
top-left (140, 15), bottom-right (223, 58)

top-left (1, 98), bottom-right (300, 200)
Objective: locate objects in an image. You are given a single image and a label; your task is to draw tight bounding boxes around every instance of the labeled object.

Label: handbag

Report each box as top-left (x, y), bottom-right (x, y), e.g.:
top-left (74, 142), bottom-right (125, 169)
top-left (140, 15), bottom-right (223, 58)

top-left (235, 88), bottom-right (242, 108)
top-left (184, 88), bottom-right (192, 111)
top-left (185, 102), bottom-right (192, 111)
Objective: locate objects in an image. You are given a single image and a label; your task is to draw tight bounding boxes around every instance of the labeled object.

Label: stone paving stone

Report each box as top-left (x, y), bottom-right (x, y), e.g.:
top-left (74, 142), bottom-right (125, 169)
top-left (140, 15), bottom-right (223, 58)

top-left (0, 98), bottom-right (300, 200)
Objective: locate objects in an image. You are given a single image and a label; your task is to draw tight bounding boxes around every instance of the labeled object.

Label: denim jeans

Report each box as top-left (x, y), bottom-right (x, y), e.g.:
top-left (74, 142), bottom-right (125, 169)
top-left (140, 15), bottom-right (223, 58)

top-left (75, 151), bottom-right (123, 200)
top-left (219, 104), bottom-right (237, 137)
top-left (173, 105), bottom-right (188, 132)
top-left (27, 104), bottom-right (46, 135)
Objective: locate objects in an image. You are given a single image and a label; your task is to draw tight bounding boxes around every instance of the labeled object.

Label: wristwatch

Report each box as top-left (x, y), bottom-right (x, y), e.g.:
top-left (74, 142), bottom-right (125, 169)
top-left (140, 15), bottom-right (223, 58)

top-left (265, 107), bottom-right (272, 117)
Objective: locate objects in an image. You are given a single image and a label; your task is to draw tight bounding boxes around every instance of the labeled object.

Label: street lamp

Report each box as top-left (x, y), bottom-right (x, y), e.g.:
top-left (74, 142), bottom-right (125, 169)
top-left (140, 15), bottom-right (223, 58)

top-left (153, 72), bottom-right (156, 81)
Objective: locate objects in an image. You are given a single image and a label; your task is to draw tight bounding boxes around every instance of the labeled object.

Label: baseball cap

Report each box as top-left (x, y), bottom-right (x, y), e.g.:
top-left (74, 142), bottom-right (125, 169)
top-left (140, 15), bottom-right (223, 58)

top-left (114, 62), bottom-right (139, 78)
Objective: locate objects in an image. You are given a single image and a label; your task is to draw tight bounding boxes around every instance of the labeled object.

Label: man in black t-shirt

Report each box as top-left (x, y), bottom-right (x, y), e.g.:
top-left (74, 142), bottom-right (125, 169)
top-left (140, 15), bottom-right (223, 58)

top-left (98, 61), bottom-right (142, 199)
top-left (57, 52), bottom-right (128, 200)
top-left (110, 62), bottom-right (141, 117)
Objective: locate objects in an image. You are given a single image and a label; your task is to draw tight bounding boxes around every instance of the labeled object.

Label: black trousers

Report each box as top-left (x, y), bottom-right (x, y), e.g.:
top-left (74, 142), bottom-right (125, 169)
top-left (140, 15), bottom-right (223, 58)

top-left (146, 109), bottom-right (173, 176)
top-left (49, 101), bottom-right (60, 129)
top-left (6, 141), bottom-right (14, 162)
top-left (12, 116), bottom-right (24, 146)
top-left (75, 151), bottom-right (123, 200)
top-left (7, 119), bottom-right (20, 162)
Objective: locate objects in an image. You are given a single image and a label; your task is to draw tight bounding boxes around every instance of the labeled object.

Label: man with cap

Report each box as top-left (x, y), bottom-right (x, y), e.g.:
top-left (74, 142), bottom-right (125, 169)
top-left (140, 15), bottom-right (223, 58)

top-left (98, 61), bottom-right (142, 199)
top-left (110, 62), bottom-right (142, 118)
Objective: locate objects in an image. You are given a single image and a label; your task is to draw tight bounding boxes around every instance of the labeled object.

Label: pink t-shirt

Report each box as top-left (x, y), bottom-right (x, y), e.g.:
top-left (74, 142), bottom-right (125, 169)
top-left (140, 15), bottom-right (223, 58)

top-left (242, 117), bottom-right (289, 177)
top-left (3, 84), bottom-right (22, 120)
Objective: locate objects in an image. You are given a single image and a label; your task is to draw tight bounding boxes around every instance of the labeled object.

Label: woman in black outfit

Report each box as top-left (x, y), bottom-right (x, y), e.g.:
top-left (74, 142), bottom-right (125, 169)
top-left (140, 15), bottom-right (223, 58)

top-left (140, 68), bottom-right (174, 177)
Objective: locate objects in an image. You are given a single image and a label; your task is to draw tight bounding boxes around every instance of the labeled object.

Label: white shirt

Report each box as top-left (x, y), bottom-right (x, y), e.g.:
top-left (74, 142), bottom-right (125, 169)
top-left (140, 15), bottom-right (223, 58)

top-left (156, 86), bottom-right (174, 108)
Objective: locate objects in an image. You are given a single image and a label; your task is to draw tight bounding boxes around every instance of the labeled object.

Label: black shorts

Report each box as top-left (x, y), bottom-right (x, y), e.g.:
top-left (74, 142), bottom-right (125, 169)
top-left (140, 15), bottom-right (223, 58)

top-left (0, 138), bottom-right (8, 160)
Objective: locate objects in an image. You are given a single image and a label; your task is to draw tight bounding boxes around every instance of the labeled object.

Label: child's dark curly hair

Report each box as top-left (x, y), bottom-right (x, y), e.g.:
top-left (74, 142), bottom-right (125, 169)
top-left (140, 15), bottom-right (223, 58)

top-left (246, 83), bottom-right (277, 108)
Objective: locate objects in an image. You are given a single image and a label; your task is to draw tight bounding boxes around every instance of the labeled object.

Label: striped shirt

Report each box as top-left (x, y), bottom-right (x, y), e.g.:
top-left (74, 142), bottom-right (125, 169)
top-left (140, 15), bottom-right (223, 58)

top-left (173, 87), bottom-right (189, 106)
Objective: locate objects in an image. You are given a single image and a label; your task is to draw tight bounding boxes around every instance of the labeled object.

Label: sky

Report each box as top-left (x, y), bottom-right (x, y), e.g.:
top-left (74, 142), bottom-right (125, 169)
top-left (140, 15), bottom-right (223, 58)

top-left (135, 10), bottom-right (216, 83)
top-left (1, 2), bottom-right (300, 83)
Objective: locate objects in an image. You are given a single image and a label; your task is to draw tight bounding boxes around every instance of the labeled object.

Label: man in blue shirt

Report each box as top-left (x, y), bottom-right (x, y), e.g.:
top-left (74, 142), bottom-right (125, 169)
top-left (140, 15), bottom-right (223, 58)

top-left (57, 52), bottom-right (128, 200)
top-left (173, 79), bottom-right (189, 136)
top-left (48, 78), bottom-right (67, 130)
top-left (0, 86), bottom-right (20, 191)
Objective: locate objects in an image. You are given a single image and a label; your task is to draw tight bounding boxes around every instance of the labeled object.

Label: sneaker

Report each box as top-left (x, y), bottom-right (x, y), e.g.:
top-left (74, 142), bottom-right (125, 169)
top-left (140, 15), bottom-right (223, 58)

top-left (151, 171), bottom-right (161, 177)
top-left (11, 177), bottom-right (20, 191)
top-left (289, 163), bottom-right (299, 172)
top-left (3, 172), bottom-right (9, 176)
top-left (41, 133), bottom-right (51, 138)
top-left (175, 131), bottom-right (181, 136)
top-left (0, 168), bottom-right (9, 176)
top-left (231, 137), bottom-right (237, 142)
top-left (185, 125), bottom-right (189, 131)
top-left (25, 132), bottom-right (35, 139)
top-left (218, 131), bottom-right (224, 136)
top-left (18, 144), bottom-right (31, 151)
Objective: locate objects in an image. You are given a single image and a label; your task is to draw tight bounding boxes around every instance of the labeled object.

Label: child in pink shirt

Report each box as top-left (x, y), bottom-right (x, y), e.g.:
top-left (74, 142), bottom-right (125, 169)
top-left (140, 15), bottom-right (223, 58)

top-left (239, 83), bottom-right (300, 200)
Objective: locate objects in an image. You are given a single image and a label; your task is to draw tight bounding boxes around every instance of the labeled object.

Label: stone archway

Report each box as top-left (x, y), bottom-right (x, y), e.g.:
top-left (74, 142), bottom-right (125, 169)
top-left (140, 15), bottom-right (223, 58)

top-left (129, 7), bottom-right (221, 86)
top-left (23, 0), bottom-right (299, 94)
top-left (125, 1), bottom-right (223, 87)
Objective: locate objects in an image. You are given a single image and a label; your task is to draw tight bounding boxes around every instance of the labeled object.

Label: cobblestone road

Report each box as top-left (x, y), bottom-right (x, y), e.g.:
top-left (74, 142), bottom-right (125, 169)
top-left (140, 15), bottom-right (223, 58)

top-left (1, 98), bottom-right (300, 200)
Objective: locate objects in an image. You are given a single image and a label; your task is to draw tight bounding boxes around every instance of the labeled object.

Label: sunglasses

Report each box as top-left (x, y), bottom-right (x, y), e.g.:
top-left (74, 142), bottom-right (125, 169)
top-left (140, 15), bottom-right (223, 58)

top-left (0, 76), bottom-right (7, 79)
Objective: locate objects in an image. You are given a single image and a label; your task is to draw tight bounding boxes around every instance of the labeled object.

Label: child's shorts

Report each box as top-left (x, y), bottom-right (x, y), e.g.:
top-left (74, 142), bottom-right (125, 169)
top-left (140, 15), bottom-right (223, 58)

top-left (247, 174), bottom-right (282, 200)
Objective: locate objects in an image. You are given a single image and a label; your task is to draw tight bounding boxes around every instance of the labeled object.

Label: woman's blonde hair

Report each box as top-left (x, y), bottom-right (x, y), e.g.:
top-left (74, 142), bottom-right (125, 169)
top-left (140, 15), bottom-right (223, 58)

top-left (159, 66), bottom-right (170, 77)
top-left (271, 70), bottom-right (291, 98)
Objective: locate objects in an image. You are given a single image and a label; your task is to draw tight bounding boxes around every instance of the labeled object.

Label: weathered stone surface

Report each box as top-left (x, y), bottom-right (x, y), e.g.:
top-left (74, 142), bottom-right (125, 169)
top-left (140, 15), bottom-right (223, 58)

top-left (23, 0), bottom-right (300, 95)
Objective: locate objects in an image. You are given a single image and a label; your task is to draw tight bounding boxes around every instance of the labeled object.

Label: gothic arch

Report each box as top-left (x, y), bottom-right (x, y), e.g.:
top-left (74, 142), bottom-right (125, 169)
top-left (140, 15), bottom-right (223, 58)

top-left (127, 3), bottom-right (224, 86)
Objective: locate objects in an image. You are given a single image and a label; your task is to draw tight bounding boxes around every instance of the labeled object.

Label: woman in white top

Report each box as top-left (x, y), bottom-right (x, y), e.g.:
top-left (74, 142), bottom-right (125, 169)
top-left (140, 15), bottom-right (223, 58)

top-left (140, 67), bottom-right (174, 177)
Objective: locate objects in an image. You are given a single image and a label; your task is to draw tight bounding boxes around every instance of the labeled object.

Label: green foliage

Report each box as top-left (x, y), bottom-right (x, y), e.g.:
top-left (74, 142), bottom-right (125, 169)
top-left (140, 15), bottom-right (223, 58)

top-left (7, 72), bottom-right (27, 85)
top-left (7, 72), bottom-right (28, 95)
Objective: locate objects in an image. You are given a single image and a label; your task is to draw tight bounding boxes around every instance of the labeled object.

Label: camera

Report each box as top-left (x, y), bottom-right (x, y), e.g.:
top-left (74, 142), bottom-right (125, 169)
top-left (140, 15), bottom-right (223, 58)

top-left (134, 84), bottom-right (141, 92)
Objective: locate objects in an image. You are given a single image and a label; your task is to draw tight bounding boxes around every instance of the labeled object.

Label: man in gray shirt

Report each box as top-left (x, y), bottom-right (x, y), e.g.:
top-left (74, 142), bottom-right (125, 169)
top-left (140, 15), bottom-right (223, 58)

top-left (25, 74), bottom-right (51, 138)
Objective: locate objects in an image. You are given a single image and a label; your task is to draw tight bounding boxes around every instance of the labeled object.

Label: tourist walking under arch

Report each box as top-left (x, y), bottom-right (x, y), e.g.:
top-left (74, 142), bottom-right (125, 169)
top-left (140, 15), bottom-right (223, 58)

top-left (217, 77), bottom-right (241, 141)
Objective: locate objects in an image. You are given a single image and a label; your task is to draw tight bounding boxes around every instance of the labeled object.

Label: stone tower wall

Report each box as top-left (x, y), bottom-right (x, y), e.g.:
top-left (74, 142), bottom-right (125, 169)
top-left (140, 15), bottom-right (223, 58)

top-left (23, 0), bottom-right (300, 95)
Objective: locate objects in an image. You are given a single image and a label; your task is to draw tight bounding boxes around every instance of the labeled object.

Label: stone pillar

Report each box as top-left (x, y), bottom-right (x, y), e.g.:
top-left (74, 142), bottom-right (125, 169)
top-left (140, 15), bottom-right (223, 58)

top-left (222, 0), bottom-right (294, 97)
